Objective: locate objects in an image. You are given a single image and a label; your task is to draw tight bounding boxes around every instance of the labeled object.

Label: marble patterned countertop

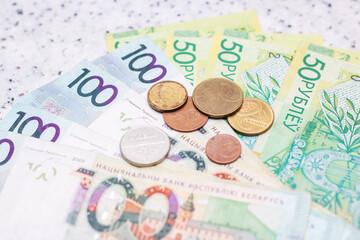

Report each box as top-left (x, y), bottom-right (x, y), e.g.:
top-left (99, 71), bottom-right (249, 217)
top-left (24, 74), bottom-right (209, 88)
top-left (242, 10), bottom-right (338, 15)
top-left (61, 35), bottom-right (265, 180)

top-left (0, 0), bottom-right (359, 119)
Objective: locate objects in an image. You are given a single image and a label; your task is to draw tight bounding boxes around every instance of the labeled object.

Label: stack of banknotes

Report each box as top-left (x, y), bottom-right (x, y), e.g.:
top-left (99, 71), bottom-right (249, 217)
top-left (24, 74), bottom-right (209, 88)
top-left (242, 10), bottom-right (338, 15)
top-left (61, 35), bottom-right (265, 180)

top-left (1, 10), bottom-right (360, 240)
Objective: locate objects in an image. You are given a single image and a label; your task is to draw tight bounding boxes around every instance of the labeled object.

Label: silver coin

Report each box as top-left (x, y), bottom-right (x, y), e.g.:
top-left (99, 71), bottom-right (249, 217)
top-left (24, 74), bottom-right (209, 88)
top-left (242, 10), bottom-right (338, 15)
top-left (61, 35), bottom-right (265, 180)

top-left (120, 126), bottom-right (170, 167)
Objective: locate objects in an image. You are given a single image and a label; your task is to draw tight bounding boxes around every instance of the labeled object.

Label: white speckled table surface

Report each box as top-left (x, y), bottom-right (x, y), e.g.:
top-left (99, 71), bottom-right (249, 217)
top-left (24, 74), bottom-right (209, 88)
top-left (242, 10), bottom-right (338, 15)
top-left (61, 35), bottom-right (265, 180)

top-left (1, 0), bottom-right (359, 119)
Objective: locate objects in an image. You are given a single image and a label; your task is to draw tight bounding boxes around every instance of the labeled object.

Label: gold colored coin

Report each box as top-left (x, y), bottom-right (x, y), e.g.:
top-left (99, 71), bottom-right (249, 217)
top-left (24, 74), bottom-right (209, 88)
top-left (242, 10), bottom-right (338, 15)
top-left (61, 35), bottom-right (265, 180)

top-left (147, 81), bottom-right (188, 112)
top-left (227, 98), bottom-right (274, 135)
top-left (192, 78), bottom-right (244, 118)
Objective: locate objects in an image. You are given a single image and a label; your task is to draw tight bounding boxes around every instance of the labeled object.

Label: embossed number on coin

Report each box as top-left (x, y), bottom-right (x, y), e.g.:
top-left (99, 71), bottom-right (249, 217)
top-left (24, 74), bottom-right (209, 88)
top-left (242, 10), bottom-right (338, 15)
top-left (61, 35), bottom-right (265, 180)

top-left (227, 98), bottom-right (274, 135)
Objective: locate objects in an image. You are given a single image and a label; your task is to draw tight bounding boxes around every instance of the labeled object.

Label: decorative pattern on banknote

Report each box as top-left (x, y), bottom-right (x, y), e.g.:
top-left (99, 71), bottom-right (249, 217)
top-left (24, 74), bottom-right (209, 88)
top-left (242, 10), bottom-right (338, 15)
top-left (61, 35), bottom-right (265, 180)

top-left (198, 30), bottom-right (215, 38)
top-left (40, 97), bottom-right (71, 117)
top-left (318, 81), bottom-right (360, 153)
top-left (251, 34), bottom-right (266, 42)
top-left (111, 32), bottom-right (164, 51)
top-left (167, 149), bottom-right (207, 171)
top-left (263, 148), bottom-right (287, 177)
top-left (28, 160), bottom-right (57, 182)
top-left (265, 50), bottom-right (293, 63)
top-left (279, 134), bottom-right (360, 224)
top-left (248, 33), bottom-right (324, 49)
top-left (107, 10), bottom-right (262, 52)
top-left (66, 170), bottom-right (278, 240)
top-left (112, 28), bottom-right (155, 49)
top-left (223, 29), bottom-right (249, 39)
top-left (278, 136), bottom-right (306, 179)
top-left (309, 43), bottom-right (360, 64)
top-left (202, 198), bottom-right (272, 239)
top-left (214, 172), bottom-right (238, 181)
top-left (241, 57), bottom-right (289, 105)
top-left (244, 72), bottom-right (276, 103)
top-left (308, 44), bottom-right (334, 57)
top-left (67, 168), bottom-right (95, 225)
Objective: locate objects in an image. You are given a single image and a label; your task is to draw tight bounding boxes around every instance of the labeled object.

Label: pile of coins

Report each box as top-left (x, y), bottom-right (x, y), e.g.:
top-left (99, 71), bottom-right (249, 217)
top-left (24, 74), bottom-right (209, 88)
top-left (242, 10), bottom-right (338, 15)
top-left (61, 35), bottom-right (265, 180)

top-left (120, 77), bottom-right (274, 167)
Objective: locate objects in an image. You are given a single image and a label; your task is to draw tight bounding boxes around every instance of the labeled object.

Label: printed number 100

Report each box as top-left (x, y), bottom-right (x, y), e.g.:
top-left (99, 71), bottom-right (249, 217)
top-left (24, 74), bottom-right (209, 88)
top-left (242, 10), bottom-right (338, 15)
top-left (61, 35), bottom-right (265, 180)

top-left (121, 44), bottom-right (167, 83)
top-left (67, 68), bottom-right (118, 107)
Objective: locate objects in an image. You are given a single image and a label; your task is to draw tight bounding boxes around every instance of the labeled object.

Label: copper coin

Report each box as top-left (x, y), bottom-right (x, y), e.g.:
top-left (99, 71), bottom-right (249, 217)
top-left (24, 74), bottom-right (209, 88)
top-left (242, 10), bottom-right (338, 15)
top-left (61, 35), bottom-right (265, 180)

top-left (205, 134), bottom-right (241, 164)
top-left (227, 98), bottom-right (274, 135)
top-left (147, 81), bottom-right (188, 112)
top-left (192, 78), bottom-right (244, 118)
top-left (163, 96), bottom-right (208, 132)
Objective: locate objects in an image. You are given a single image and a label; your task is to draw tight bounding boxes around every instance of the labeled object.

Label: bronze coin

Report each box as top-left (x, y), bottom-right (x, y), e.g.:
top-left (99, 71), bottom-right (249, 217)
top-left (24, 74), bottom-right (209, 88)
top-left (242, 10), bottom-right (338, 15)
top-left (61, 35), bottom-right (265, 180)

top-left (147, 81), bottom-right (188, 112)
top-left (163, 96), bottom-right (208, 132)
top-left (227, 98), bottom-right (274, 135)
top-left (192, 78), bottom-right (244, 118)
top-left (205, 134), bottom-right (242, 164)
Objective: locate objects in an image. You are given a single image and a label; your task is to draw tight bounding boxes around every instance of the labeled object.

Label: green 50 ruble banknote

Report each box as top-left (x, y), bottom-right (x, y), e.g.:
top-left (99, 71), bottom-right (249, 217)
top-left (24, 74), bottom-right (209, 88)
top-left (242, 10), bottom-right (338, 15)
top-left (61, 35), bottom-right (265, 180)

top-left (255, 43), bottom-right (360, 228)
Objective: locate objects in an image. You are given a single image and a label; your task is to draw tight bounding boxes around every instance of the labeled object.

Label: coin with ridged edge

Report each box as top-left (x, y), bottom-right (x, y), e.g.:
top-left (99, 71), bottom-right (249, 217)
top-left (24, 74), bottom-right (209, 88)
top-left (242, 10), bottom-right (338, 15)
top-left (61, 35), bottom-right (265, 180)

top-left (205, 134), bottom-right (242, 164)
top-left (147, 81), bottom-right (188, 112)
top-left (163, 96), bottom-right (208, 132)
top-left (192, 78), bottom-right (244, 118)
top-left (120, 126), bottom-right (170, 167)
top-left (227, 98), bottom-right (274, 135)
